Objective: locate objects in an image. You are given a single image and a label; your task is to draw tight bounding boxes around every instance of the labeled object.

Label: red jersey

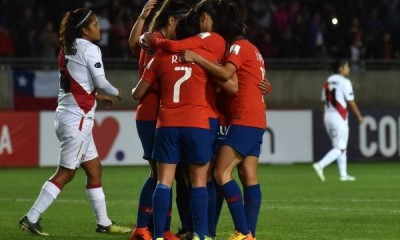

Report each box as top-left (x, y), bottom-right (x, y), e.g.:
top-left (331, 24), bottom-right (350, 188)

top-left (141, 49), bottom-right (218, 129)
top-left (135, 31), bottom-right (164, 121)
top-left (225, 39), bottom-right (266, 129)
top-left (153, 32), bottom-right (226, 119)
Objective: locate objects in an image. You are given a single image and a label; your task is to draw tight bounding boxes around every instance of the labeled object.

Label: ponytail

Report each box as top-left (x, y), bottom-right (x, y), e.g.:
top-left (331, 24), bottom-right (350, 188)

top-left (59, 8), bottom-right (94, 55)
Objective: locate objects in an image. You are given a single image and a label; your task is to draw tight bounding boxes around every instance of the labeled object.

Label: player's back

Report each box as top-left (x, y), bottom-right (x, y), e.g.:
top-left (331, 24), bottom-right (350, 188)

top-left (225, 39), bottom-right (266, 129)
top-left (152, 49), bottom-right (215, 129)
top-left (323, 74), bottom-right (353, 119)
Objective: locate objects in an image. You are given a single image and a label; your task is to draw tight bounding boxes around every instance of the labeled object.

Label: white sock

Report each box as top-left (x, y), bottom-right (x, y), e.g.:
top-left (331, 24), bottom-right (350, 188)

top-left (337, 151), bottom-right (348, 177)
top-left (318, 148), bottom-right (342, 169)
top-left (86, 186), bottom-right (112, 226)
top-left (26, 181), bottom-right (61, 223)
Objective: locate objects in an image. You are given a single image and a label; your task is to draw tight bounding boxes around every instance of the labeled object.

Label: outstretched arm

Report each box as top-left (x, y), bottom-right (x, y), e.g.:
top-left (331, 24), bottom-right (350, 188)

top-left (128, 0), bottom-right (157, 57)
top-left (181, 50), bottom-right (236, 81)
top-left (144, 32), bottom-right (206, 53)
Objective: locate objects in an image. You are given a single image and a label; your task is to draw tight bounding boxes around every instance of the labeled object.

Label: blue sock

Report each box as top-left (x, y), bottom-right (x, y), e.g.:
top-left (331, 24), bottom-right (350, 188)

top-left (221, 180), bottom-right (248, 235)
top-left (191, 187), bottom-right (208, 239)
top-left (136, 177), bottom-right (156, 228)
top-left (152, 184), bottom-right (171, 239)
top-left (164, 189), bottom-right (172, 232)
top-left (244, 184), bottom-right (262, 237)
top-left (207, 181), bottom-right (217, 237)
top-left (215, 185), bottom-right (224, 228)
top-left (176, 174), bottom-right (192, 231)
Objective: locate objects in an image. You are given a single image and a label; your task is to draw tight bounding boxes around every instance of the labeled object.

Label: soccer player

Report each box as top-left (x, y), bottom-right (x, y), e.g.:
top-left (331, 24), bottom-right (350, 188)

top-left (313, 59), bottom-right (364, 181)
top-left (18, 8), bottom-right (130, 236)
top-left (127, 1), bottom-right (190, 240)
top-left (180, 2), bottom-right (268, 239)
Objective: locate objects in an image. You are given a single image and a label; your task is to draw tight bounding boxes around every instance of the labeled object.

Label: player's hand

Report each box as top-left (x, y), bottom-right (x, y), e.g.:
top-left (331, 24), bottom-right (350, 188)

top-left (358, 116), bottom-right (364, 124)
top-left (180, 50), bottom-right (196, 63)
top-left (140, 32), bottom-right (155, 49)
top-left (139, 0), bottom-right (157, 20)
top-left (116, 88), bottom-right (123, 101)
top-left (97, 94), bottom-right (115, 109)
top-left (259, 78), bottom-right (272, 95)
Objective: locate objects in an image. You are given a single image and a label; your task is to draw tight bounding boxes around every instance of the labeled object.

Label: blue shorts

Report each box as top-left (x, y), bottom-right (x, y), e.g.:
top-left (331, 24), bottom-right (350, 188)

top-left (153, 127), bottom-right (212, 165)
top-left (222, 125), bottom-right (265, 157)
top-left (136, 120), bottom-right (156, 160)
top-left (209, 118), bottom-right (220, 157)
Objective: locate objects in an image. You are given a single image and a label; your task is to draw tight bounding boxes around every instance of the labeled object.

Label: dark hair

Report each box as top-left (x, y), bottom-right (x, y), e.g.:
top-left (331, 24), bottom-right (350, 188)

top-left (148, 0), bottom-right (191, 32)
top-left (59, 8), bottom-right (95, 55)
top-left (331, 59), bottom-right (349, 73)
top-left (175, 13), bottom-right (201, 40)
top-left (193, 0), bottom-right (246, 45)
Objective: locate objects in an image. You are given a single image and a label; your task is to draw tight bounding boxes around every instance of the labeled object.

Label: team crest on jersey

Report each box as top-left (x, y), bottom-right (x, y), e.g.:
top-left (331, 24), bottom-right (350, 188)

top-left (230, 44), bottom-right (241, 55)
top-left (198, 32), bottom-right (211, 39)
top-left (94, 62), bottom-right (102, 68)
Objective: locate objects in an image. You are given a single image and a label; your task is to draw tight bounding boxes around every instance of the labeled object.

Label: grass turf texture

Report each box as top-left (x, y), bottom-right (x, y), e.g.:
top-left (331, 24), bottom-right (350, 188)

top-left (0, 163), bottom-right (399, 240)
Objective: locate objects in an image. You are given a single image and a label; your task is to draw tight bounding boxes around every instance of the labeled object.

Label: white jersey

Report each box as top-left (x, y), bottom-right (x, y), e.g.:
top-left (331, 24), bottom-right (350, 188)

top-left (321, 74), bottom-right (355, 121)
top-left (56, 38), bottom-right (106, 118)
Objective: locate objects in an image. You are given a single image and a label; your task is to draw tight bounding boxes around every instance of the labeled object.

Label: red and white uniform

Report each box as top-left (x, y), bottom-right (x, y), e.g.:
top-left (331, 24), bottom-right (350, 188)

top-left (321, 74), bottom-right (355, 148)
top-left (56, 38), bottom-right (118, 169)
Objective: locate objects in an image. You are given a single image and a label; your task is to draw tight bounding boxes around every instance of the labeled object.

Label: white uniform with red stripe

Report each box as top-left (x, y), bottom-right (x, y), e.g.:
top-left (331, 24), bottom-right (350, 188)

top-left (55, 38), bottom-right (116, 169)
top-left (321, 74), bottom-right (354, 149)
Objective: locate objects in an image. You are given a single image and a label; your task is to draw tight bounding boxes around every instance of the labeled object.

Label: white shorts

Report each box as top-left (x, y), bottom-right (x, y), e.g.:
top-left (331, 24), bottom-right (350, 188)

top-left (324, 112), bottom-right (349, 150)
top-left (54, 111), bottom-right (98, 169)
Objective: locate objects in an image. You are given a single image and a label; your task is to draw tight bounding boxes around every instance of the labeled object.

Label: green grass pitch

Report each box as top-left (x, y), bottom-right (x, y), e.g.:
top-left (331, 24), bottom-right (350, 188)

top-left (0, 163), bottom-right (399, 240)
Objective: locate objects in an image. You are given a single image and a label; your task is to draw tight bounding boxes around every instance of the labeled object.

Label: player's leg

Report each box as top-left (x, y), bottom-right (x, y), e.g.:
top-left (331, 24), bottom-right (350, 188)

top-left (81, 126), bottom-right (131, 234)
top-left (313, 117), bottom-right (343, 181)
top-left (184, 127), bottom-right (212, 240)
top-left (335, 124), bottom-right (355, 181)
top-left (132, 120), bottom-right (157, 240)
top-left (237, 156), bottom-right (261, 238)
top-left (153, 163), bottom-right (177, 239)
top-left (152, 127), bottom-right (180, 240)
top-left (20, 112), bottom-right (81, 236)
top-left (175, 162), bottom-right (193, 239)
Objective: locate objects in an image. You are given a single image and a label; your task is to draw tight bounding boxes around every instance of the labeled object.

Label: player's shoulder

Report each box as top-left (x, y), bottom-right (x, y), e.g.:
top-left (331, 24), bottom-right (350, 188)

top-left (77, 38), bottom-right (101, 56)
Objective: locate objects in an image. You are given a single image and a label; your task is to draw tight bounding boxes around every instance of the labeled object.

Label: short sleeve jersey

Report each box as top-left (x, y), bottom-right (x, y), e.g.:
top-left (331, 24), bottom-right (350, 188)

top-left (57, 38), bottom-right (105, 117)
top-left (322, 74), bottom-right (355, 120)
top-left (136, 31), bottom-right (164, 121)
top-left (153, 32), bottom-right (226, 119)
top-left (225, 39), bottom-right (266, 129)
top-left (141, 49), bottom-right (217, 129)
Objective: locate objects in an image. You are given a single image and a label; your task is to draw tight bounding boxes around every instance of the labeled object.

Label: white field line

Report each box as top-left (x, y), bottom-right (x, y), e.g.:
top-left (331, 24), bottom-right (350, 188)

top-left (2, 198), bottom-right (399, 214)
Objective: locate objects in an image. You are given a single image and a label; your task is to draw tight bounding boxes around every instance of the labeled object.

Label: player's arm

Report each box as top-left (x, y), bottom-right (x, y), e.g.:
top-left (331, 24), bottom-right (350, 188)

top-left (181, 50), bottom-right (236, 81)
top-left (96, 93), bottom-right (115, 109)
top-left (128, 0), bottom-right (157, 57)
top-left (259, 78), bottom-right (272, 95)
top-left (93, 75), bottom-right (123, 101)
top-left (131, 79), bottom-right (152, 100)
top-left (214, 73), bottom-right (238, 95)
top-left (348, 100), bottom-right (363, 123)
top-left (145, 33), bottom-right (204, 52)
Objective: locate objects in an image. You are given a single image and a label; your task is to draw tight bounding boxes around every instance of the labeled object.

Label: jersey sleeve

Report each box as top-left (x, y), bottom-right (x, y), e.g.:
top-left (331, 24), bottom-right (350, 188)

top-left (343, 80), bottom-right (355, 101)
top-left (85, 44), bottom-right (105, 78)
top-left (225, 43), bottom-right (244, 70)
top-left (153, 32), bottom-right (213, 52)
top-left (141, 57), bottom-right (158, 85)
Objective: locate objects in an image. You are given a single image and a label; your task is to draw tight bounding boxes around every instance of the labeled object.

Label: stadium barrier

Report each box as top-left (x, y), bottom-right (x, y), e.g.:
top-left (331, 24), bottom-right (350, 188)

top-left (1, 109), bottom-right (398, 167)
